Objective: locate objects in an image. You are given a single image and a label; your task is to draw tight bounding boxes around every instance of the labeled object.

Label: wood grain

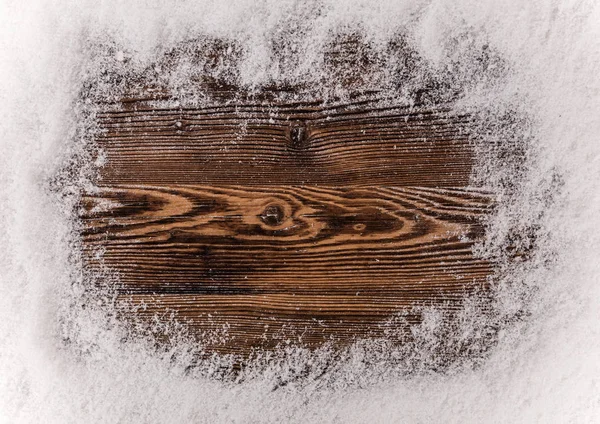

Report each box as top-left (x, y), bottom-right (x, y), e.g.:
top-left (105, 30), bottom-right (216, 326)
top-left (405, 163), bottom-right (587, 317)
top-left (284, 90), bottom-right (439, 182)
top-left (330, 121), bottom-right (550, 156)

top-left (95, 101), bottom-right (474, 187)
top-left (82, 183), bottom-right (493, 353)
top-left (84, 91), bottom-right (495, 355)
top-left (123, 293), bottom-right (446, 353)
top-left (82, 184), bottom-right (491, 293)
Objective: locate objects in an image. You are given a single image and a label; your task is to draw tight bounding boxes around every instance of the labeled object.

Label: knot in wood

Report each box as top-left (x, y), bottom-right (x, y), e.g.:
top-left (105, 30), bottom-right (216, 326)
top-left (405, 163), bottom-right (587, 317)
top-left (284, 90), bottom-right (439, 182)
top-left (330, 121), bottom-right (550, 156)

top-left (289, 121), bottom-right (308, 150)
top-left (259, 204), bottom-right (286, 227)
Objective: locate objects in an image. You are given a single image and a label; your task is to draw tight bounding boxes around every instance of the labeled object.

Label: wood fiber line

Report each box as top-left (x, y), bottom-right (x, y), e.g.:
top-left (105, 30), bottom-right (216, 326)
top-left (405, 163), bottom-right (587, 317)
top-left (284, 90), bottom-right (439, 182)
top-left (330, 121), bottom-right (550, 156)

top-left (82, 185), bottom-right (493, 296)
top-left (95, 104), bottom-right (474, 187)
top-left (121, 293), bottom-right (462, 353)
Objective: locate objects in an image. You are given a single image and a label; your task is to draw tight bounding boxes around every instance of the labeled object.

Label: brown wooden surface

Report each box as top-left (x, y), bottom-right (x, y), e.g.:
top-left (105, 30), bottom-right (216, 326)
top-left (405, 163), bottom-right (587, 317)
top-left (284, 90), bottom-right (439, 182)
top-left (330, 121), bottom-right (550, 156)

top-left (95, 101), bottom-right (474, 187)
top-left (82, 185), bottom-right (491, 293)
top-left (82, 90), bottom-right (494, 355)
top-left (123, 293), bottom-right (452, 353)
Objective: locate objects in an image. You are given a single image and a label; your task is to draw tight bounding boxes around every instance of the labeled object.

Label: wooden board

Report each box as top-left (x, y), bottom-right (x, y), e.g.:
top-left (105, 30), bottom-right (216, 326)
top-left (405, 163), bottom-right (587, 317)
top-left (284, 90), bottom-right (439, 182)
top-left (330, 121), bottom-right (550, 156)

top-left (94, 102), bottom-right (474, 186)
top-left (81, 95), bottom-right (494, 355)
top-left (77, 36), bottom-right (501, 356)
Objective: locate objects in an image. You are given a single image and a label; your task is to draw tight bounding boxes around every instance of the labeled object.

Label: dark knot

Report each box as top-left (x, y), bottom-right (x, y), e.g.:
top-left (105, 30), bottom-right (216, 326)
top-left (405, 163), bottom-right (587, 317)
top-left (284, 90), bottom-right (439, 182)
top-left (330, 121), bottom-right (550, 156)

top-left (259, 204), bottom-right (285, 226)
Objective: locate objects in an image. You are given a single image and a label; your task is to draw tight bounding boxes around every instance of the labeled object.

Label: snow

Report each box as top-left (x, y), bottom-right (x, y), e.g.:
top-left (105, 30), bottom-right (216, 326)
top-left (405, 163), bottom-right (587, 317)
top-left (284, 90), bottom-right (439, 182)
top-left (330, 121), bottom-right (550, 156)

top-left (1, 0), bottom-right (599, 422)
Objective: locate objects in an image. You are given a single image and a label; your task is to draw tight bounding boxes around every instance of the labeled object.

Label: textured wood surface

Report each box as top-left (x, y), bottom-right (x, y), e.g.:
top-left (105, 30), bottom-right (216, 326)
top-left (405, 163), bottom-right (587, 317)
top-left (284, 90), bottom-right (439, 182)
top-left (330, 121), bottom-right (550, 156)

top-left (82, 185), bottom-right (491, 293)
top-left (122, 293), bottom-right (449, 353)
top-left (96, 101), bottom-right (474, 186)
top-left (82, 91), bottom-right (494, 355)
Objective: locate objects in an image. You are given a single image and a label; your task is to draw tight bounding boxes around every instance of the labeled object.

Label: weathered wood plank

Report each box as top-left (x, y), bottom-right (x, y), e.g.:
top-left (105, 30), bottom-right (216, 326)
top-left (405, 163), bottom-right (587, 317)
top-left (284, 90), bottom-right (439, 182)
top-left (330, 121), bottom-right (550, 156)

top-left (122, 293), bottom-right (459, 353)
top-left (82, 185), bottom-right (492, 296)
top-left (95, 103), bottom-right (474, 186)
